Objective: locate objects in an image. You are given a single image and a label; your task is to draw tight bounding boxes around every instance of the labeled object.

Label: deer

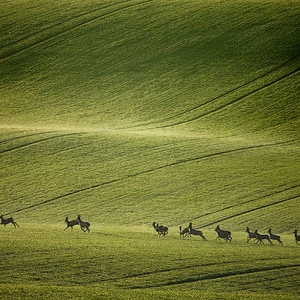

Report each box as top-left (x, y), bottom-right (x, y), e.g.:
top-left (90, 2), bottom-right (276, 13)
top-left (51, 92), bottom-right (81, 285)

top-left (179, 226), bottom-right (191, 237)
top-left (268, 228), bottom-right (283, 245)
top-left (77, 215), bottom-right (90, 232)
top-left (246, 227), bottom-right (257, 243)
top-left (255, 230), bottom-right (273, 245)
top-left (152, 222), bottom-right (168, 236)
top-left (64, 217), bottom-right (79, 231)
top-left (215, 225), bottom-right (232, 242)
top-left (293, 230), bottom-right (300, 245)
top-left (188, 223), bottom-right (207, 241)
top-left (0, 214), bottom-right (20, 228)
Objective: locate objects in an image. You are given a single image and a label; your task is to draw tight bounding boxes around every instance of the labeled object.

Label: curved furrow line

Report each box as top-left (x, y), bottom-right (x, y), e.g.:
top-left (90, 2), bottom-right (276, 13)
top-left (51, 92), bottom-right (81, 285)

top-left (0, 131), bottom-right (55, 145)
top-left (0, 132), bottom-right (81, 154)
top-left (157, 66), bottom-right (300, 129)
top-left (4, 177), bottom-right (123, 216)
top-left (104, 262), bottom-right (221, 283)
top-left (130, 264), bottom-right (300, 289)
top-left (172, 184), bottom-right (300, 228)
top-left (0, 0), bottom-right (128, 51)
top-left (102, 256), bottom-right (289, 283)
top-left (0, 0), bottom-right (152, 61)
top-left (124, 55), bottom-right (300, 130)
top-left (201, 193), bottom-right (300, 228)
top-left (105, 257), bottom-right (282, 283)
top-left (6, 138), bottom-right (298, 215)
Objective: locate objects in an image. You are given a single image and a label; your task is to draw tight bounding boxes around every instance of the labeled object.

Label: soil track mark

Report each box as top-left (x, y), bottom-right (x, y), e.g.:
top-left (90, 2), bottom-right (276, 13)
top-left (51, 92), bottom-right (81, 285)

top-left (0, 131), bottom-right (54, 145)
top-left (0, 0), bottom-right (126, 50)
top-left (201, 193), bottom-right (300, 228)
top-left (102, 257), bottom-right (289, 283)
top-left (130, 264), bottom-right (300, 289)
top-left (0, 0), bottom-right (152, 61)
top-left (6, 138), bottom-right (298, 215)
top-left (174, 184), bottom-right (300, 228)
top-left (0, 132), bottom-right (81, 154)
top-left (159, 66), bottom-right (300, 129)
top-left (127, 55), bottom-right (300, 130)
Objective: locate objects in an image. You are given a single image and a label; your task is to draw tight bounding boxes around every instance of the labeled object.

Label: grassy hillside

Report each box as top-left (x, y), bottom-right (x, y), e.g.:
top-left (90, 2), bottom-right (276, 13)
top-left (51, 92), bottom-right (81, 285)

top-left (1, 0), bottom-right (299, 228)
top-left (0, 225), bottom-right (299, 300)
top-left (0, 0), bottom-right (300, 298)
top-left (1, 0), bottom-right (299, 134)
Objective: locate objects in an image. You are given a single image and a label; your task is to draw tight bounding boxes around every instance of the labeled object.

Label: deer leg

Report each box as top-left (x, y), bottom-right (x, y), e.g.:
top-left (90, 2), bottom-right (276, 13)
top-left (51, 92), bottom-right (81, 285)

top-left (13, 221), bottom-right (20, 228)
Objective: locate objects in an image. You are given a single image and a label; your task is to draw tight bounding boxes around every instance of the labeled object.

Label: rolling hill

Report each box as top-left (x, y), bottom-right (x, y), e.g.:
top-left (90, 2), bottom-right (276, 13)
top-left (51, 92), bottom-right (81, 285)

top-left (1, 0), bottom-right (299, 230)
top-left (1, 0), bottom-right (300, 299)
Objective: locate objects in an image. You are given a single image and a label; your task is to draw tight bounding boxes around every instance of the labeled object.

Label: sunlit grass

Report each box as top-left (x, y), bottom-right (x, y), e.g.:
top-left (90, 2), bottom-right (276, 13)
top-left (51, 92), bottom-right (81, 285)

top-left (1, 0), bottom-right (300, 298)
top-left (0, 224), bottom-right (299, 299)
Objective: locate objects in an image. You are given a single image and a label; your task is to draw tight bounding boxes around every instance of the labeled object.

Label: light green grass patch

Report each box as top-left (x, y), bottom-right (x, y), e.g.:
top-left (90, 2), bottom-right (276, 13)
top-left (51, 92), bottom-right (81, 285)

top-left (1, 0), bottom-right (299, 298)
top-left (0, 225), bottom-right (299, 299)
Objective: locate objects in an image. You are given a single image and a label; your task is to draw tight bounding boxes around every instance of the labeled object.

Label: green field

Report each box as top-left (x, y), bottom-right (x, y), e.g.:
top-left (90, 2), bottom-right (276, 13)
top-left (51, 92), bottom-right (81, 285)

top-left (1, 0), bottom-right (300, 299)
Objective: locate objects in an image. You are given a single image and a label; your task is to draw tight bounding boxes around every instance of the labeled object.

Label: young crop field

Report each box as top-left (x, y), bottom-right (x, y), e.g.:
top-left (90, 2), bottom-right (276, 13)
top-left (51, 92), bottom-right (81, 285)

top-left (1, 0), bottom-right (300, 299)
top-left (0, 224), bottom-right (299, 300)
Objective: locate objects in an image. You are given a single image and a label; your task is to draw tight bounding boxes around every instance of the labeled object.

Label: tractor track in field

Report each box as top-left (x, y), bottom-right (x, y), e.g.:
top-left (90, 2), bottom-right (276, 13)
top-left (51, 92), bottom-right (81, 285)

top-left (0, 0), bottom-right (152, 61)
top-left (0, 132), bottom-right (81, 154)
top-left (0, 131), bottom-right (54, 145)
top-left (5, 138), bottom-right (298, 216)
top-left (100, 257), bottom-right (297, 283)
top-left (129, 263), bottom-right (300, 289)
top-left (0, 0), bottom-right (127, 50)
top-left (200, 193), bottom-right (300, 228)
top-left (157, 65), bottom-right (300, 129)
top-left (173, 184), bottom-right (300, 228)
top-left (127, 54), bottom-right (300, 130)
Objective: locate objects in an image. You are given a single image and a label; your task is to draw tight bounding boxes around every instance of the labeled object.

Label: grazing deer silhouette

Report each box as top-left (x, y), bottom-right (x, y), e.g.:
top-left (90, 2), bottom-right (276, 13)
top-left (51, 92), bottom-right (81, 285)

top-left (215, 225), bottom-right (232, 242)
top-left (0, 215), bottom-right (19, 228)
top-left (293, 230), bottom-right (300, 245)
top-left (246, 227), bottom-right (256, 243)
top-left (268, 229), bottom-right (283, 245)
top-left (77, 215), bottom-right (90, 232)
top-left (188, 223), bottom-right (207, 241)
top-left (64, 217), bottom-right (79, 231)
top-left (255, 230), bottom-right (273, 245)
top-left (152, 222), bottom-right (168, 236)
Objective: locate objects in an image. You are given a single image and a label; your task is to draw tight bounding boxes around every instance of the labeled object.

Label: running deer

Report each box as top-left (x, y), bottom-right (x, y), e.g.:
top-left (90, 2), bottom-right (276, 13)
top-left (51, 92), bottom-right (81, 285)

top-left (268, 228), bottom-right (283, 245)
top-left (188, 223), bottom-right (207, 241)
top-left (0, 215), bottom-right (20, 228)
top-left (152, 222), bottom-right (168, 236)
top-left (255, 230), bottom-right (273, 245)
top-left (215, 225), bottom-right (232, 242)
top-left (293, 230), bottom-right (300, 245)
top-left (246, 227), bottom-right (256, 242)
top-left (77, 215), bottom-right (90, 232)
top-left (64, 217), bottom-right (79, 231)
top-left (179, 226), bottom-right (191, 237)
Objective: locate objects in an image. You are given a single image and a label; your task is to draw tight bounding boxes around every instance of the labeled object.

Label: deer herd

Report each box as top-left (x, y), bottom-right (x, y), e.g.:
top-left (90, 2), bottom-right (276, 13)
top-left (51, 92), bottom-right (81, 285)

top-left (0, 214), bottom-right (299, 246)
top-left (154, 221), bottom-right (300, 246)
